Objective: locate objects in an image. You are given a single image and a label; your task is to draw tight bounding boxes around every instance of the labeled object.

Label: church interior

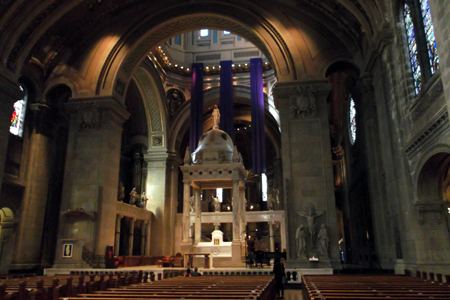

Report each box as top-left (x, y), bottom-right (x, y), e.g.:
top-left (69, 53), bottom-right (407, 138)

top-left (0, 0), bottom-right (450, 287)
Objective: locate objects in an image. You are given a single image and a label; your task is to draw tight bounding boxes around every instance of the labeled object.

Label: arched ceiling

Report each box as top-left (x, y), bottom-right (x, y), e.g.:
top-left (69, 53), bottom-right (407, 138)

top-left (0, 0), bottom-right (385, 96)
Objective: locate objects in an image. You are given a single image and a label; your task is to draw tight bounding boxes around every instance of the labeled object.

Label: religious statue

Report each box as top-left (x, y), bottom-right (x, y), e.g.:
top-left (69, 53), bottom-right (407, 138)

top-left (296, 224), bottom-right (307, 258)
top-left (267, 194), bottom-right (275, 211)
top-left (129, 187), bottom-right (137, 204)
top-left (141, 192), bottom-right (148, 208)
top-left (117, 182), bottom-right (125, 202)
top-left (318, 224), bottom-right (329, 257)
top-left (211, 195), bottom-right (221, 212)
top-left (297, 204), bottom-right (324, 245)
top-left (189, 196), bottom-right (195, 213)
top-left (212, 105), bottom-right (220, 129)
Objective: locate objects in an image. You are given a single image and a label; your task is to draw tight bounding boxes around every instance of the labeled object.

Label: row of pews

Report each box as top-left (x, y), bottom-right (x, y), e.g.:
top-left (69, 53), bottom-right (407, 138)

top-left (0, 271), bottom-right (275, 300)
top-left (62, 275), bottom-right (275, 300)
top-left (0, 271), bottom-right (154, 300)
top-left (302, 274), bottom-right (450, 300)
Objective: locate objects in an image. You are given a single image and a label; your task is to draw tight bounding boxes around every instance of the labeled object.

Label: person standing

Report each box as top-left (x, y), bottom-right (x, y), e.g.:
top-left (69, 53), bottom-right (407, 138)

top-left (272, 257), bottom-right (285, 299)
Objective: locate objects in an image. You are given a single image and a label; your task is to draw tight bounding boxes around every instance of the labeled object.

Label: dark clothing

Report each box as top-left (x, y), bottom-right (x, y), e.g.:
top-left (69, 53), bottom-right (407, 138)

top-left (273, 261), bottom-right (285, 298)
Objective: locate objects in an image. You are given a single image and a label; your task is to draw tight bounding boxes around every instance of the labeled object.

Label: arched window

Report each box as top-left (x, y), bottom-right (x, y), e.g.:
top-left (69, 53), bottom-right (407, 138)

top-left (349, 97), bottom-right (356, 145)
top-left (403, 0), bottom-right (439, 95)
top-left (9, 84), bottom-right (28, 137)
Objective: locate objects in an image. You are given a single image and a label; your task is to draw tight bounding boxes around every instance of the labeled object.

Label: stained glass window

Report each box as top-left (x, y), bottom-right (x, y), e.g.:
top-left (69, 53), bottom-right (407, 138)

top-left (420, 0), bottom-right (439, 74)
top-left (10, 85), bottom-right (27, 137)
top-left (349, 97), bottom-right (356, 144)
top-left (404, 3), bottom-right (422, 94)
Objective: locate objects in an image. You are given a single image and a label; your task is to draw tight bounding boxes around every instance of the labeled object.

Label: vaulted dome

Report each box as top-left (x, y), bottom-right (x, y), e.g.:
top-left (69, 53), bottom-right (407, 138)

top-left (191, 128), bottom-right (235, 165)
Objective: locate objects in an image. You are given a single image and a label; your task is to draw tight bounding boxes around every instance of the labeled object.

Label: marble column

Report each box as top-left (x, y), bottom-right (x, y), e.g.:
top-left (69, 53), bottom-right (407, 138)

top-left (0, 73), bottom-right (23, 190)
top-left (274, 81), bottom-right (337, 268)
top-left (140, 221), bottom-right (146, 255)
top-left (269, 222), bottom-right (275, 252)
top-left (194, 188), bottom-right (202, 244)
top-left (145, 220), bottom-right (151, 256)
top-left (182, 180), bottom-right (191, 244)
top-left (232, 180), bottom-right (241, 241)
top-left (280, 215), bottom-right (287, 252)
top-left (114, 215), bottom-right (123, 256)
top-left (239, 187), bottom-right (246, 240)
top-left (128, 218), bottom-right (135, 255)
top-left (53, 96), bottom-right (129, 268)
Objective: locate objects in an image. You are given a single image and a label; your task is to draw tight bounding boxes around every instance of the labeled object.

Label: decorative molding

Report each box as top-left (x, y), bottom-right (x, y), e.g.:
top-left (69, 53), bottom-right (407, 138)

top-left (151, 135), bottom-right (163, 147)
top-left (135, 68), bottom-right (162, 131)
top-left (410, 78), bottom-right (444, 121)
top-left (290, 85), bottom-right (318, 118)
top-left (78, 102), bottom-right (101, 130)
top-left (405, 109), bottom-right (449, 157)
top-left (414, 201), bottom-right (445, 225)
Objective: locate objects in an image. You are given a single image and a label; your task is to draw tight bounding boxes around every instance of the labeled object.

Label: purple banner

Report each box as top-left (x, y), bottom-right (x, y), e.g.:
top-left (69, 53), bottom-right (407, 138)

top-left (220, 60), bottom-right (234, 141)
top-left (250, 58), bottom-right (266, 175)
top-left (190, 63), bottom-right (204, 153)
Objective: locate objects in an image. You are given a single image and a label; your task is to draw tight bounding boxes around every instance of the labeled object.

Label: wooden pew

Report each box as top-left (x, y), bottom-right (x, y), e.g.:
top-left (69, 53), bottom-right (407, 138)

top-left (303, 274), bottom-right (450, 300)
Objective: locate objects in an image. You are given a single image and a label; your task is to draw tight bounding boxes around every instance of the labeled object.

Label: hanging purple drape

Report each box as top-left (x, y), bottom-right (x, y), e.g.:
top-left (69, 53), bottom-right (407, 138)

top-left (250, 58), bottom-right (266, 175)
top-left (190, 63), bottom-right (204, 153)
top-left (220, 60), bottom-right (234, 141)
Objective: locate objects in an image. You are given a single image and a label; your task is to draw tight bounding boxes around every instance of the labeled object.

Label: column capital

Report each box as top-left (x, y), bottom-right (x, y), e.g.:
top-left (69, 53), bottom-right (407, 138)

top-left (65, 96), bottom-right (130, 131)
top-left (273, 80), bottom-right (332, 116)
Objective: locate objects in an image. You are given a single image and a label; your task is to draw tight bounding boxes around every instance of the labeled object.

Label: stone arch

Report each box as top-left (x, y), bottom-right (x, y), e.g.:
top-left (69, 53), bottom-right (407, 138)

top-left (416, 151), bottom-right (450, 203)
top-left (131, 65), bottom-right (168, 151)
top-left (0, 207), bottom-right (16, 273)
top-left (99, 5), bottom-right (303, 97)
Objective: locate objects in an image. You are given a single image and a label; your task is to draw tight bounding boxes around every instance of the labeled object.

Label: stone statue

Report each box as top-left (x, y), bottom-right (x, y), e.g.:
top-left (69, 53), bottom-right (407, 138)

top-left (296, 224), bottom-right (307, 258)
top-left (129, 187), bottom-right (137, 204)
top-left (297, 204), bottom-right (324, 245)
top-left (212, 195), bottom-right (221, 212)
top-left (267, 194), bottom-right (275, 211)
top-left (212, 105), bottom-right (220, 129)
top-left (318, 224), bottom-right (329, 257)
top-left (189, 196), bottom-right (195, 213)
top-left (135, 194), bottom-right (145, 208)
top-left (118, 182), bottom-right (125, 202)
top-left (141, 192), bottom-right (148, 208)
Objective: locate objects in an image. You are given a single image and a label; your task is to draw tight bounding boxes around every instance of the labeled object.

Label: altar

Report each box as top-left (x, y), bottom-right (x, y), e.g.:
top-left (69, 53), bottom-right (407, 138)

top-left (179, 108), bottom-right (248, 267)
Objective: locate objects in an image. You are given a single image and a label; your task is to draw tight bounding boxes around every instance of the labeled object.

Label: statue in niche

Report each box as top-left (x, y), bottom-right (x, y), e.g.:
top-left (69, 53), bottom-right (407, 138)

top-left (212, 105), bottom-right (220, 129)
top-left (118, 182), bottom-right (125, 202)
top-left (129, 187), bottom-right (137, 204)
top-left (297, 204), bottom-right (324, 246)
top-left (211, 195), bottom-right (221, 212)
top-left (166, 89), bottom-right (185, 118)
top-left (318, 224), bottom-right (329, 257)
top-left (295, 224), bottom-right (307, 258)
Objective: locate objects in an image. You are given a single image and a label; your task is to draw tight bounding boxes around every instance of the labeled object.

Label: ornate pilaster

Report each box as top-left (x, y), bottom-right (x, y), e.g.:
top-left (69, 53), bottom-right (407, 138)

top-left (53, 96), bottom-right (129, 268)
top-left (273, 81), bottom-right (336, 268)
